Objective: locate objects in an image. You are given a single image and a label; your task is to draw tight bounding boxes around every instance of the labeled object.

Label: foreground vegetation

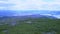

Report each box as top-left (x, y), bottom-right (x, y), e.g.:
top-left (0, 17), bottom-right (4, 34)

top-left (0, 17), bottom-right (60, 34)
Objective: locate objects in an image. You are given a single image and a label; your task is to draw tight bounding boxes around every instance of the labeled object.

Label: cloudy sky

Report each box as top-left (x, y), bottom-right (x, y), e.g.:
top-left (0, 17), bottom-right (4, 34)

top-left (0, 0), bottom-right (60, 10)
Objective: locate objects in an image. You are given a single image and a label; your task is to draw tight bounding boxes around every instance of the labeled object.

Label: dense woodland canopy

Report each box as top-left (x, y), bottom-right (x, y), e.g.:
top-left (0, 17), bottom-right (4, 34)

top-left (0, 16), bottom-right (60, 34)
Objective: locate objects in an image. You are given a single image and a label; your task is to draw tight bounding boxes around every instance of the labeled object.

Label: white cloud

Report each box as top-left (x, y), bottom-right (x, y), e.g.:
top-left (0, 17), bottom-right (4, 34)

top-left (40, 14), bottom-right (60, 19)
top-left (0, 1), bottom-right (8, 10)
top-left (53, 15), bottom-right (60, 19)
top-left (0, 0), bottom-right (60, 10)
top-left (0, 0), bottom-right (8, 1)
top-left (41, 14), bottom-right (52, 16)
top-left (0, 7), bottom-right (7, 10)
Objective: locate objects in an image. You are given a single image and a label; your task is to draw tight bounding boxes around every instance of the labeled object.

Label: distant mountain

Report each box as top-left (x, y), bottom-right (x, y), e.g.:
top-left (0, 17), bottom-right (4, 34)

top-left (19, 14), bottom-right (57, 19)
top-left (0, 10), bottom-right (16, 16)
top-left (0, 14), bottom-right (57, 20)
top-left (50, 11), bottom-right (60, 15)
top-left (0, 10), bottom-right (60, 19)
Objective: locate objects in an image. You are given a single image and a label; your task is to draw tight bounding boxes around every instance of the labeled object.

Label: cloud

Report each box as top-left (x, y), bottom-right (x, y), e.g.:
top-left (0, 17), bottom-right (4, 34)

top-left (53, 15), bottom-right (60, 19)
top-left (0, 7), bottom-right (7, 10)
top-left (0, 0), bottom-right (60, 10)
top-left (0, 1), bottom-right (15, 10)
top-left (0, 0), bottom-right (8, 1)
top-left (42, 0), bottom-right (55, 2)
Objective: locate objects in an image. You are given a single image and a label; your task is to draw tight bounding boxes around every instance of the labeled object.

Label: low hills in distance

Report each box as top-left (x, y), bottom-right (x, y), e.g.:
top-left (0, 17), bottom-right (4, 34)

top-left (0, 10), bottom-right (60, 19)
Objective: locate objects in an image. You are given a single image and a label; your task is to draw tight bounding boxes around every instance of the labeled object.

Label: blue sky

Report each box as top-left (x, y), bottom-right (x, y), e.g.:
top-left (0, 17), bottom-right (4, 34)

top-left (0, 0), bottom-right (60, 10)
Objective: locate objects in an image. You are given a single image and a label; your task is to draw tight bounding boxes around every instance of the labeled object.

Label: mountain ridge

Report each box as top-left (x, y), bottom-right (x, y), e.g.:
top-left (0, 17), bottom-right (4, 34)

top-left (0, 10), bottom-right (60, 19)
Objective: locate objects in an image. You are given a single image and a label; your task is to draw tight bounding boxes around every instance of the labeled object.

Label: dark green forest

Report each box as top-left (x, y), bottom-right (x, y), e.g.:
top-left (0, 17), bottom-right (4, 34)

top-left (0, 17), bottom-right (60, 34)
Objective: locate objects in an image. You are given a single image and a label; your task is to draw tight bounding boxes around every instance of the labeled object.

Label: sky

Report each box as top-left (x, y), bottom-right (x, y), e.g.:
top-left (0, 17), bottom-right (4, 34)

top-left (0, 0), bottom-right (60, 10)
top-left (0, 0), bottom-right (60, 19)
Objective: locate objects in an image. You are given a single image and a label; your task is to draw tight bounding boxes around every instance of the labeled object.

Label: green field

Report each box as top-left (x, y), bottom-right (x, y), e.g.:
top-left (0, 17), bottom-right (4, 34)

top-left (0, 17), bottom-right (60, 34)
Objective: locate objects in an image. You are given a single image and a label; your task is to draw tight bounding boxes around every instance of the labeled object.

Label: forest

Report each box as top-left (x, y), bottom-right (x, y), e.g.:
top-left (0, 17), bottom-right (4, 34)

top-left (0, 16), bottom-right (60, 34)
